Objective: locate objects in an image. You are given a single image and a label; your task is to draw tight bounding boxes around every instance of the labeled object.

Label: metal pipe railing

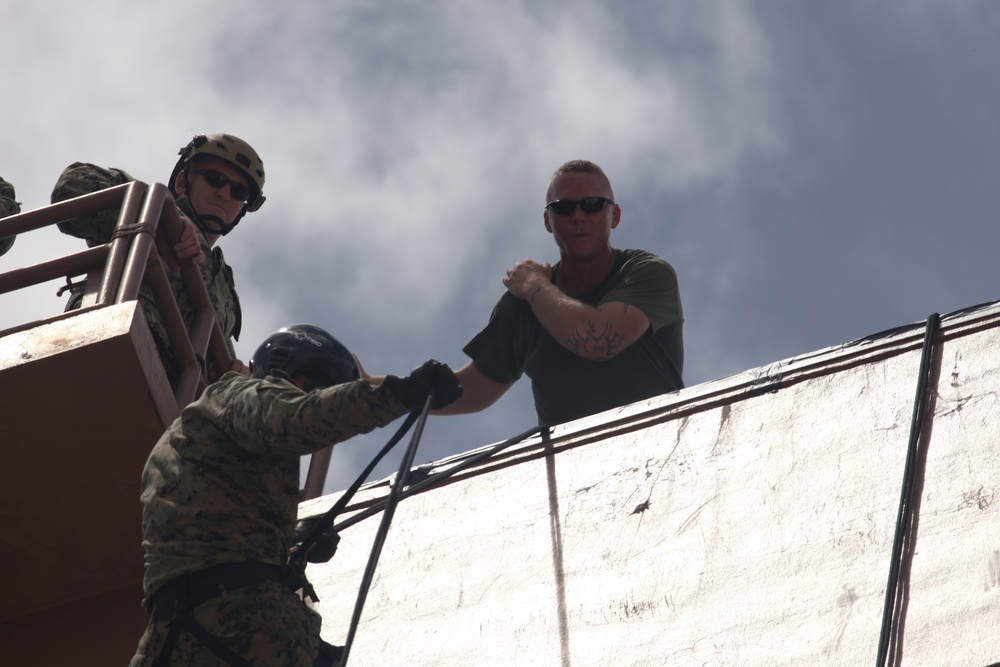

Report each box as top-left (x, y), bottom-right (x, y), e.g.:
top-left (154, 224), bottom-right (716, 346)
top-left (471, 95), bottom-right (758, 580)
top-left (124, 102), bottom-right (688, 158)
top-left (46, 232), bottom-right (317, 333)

top-left (139, 184), bottom-right (233, 403)
top-left (97, 182), bottom-right (150, 307)
top-left (0, 183), bottom-right (141, 237)
top-left (0, 246), bottom-right (108, 298)
top-left (0, 180), bottom-right (233, 411)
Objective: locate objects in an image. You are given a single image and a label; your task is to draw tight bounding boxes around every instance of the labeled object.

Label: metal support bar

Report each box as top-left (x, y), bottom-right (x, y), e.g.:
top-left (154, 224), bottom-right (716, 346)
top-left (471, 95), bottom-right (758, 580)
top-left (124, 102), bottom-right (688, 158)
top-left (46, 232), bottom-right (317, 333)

top-left (302, 447), bottom-right (334, 501)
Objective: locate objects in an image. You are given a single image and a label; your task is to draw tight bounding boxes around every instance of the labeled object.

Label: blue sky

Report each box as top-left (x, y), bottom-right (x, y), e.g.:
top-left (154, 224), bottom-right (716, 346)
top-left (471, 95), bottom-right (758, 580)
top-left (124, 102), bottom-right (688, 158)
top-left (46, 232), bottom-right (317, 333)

top-left (2, 1), bottom-right (998, 493)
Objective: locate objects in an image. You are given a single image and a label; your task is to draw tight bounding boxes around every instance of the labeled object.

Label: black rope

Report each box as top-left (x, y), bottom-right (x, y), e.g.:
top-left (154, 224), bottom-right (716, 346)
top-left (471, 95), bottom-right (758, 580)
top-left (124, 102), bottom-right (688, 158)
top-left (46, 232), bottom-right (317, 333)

top-left (331, 423), bottom-right (547, 534)
top-left (340, 391), bottom-right (435, 666)
top-left (876, 312), bottom-right (939, 667)
top-left (290, 408), bottom-right (422, 570)
top-left (293, 413), bottom-right (546, 664)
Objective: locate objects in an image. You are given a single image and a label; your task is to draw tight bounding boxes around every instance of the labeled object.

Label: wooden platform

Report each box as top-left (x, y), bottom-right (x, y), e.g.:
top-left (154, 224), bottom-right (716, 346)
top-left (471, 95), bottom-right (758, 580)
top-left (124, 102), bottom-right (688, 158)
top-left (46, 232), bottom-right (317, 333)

top-left (0, 303), bottom-right (176, 661)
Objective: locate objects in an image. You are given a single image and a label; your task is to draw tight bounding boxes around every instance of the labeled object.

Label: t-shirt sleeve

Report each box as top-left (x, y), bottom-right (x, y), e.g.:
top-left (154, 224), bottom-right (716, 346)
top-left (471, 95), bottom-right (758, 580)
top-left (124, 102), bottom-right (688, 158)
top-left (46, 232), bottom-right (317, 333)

top-left (462, 293), bottom-right (535, 385)
top-left (601, 252), bottom-right (683, 333)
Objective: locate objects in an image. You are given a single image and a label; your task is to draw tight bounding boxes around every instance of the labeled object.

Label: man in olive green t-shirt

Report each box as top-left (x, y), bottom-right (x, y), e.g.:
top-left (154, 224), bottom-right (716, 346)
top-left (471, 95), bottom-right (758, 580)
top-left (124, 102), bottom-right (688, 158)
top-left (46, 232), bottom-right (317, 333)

top-left (436, 159), bottom-right (684, 426)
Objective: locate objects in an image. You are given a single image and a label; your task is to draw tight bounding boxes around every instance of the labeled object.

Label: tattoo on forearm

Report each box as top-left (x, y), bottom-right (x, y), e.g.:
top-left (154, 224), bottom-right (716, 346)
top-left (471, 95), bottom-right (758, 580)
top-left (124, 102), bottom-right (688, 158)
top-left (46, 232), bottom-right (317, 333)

top-left (564, 319), bottom-right (626, 360)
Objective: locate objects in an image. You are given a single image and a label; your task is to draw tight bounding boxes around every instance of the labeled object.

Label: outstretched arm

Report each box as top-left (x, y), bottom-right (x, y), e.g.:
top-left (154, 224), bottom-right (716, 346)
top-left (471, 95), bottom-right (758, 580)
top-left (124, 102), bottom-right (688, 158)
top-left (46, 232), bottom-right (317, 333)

top-left (431, 362), bottom-right (511, 415)
top-left (358, 355), bottom-right (508, 416)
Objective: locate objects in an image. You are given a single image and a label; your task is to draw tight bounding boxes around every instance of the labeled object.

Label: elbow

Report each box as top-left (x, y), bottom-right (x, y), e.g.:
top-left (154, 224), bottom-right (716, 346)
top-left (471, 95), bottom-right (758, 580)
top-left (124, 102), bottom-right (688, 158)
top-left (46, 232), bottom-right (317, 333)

top-left (577, 348), bottom-right (621, 363)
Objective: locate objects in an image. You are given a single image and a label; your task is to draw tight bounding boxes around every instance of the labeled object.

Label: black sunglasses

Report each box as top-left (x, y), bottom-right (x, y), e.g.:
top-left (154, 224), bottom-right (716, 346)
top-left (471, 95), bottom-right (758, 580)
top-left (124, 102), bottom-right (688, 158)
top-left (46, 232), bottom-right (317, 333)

top-left (188, 168), bottom-right (252, 203)
top-left (545, 196), bottom-right (615, 216)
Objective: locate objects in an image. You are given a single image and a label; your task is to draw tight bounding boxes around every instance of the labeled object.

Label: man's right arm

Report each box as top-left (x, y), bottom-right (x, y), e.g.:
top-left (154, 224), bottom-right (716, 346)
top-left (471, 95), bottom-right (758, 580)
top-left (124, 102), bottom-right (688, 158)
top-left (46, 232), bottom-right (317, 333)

top-left (51, 162), bottom-right (133, 246)
top-left (357, 348), bottom-right (513, 417)
top-left (504, 258), bottom-right (651, 362)
top-left (432, 361), bottom-right (512, 415)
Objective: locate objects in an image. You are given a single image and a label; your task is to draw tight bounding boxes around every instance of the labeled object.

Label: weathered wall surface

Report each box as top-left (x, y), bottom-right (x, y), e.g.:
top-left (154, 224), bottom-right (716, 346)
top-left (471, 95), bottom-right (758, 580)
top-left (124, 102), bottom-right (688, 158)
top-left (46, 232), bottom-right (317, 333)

top-left (303, 306), bottom-right (1000, 666)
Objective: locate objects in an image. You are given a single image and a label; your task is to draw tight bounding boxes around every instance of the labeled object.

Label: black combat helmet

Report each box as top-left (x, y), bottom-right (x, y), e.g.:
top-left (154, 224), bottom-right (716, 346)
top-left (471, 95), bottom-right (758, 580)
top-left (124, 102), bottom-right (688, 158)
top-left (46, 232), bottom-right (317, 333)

top-left (250, 325), bottom-right (359, 389)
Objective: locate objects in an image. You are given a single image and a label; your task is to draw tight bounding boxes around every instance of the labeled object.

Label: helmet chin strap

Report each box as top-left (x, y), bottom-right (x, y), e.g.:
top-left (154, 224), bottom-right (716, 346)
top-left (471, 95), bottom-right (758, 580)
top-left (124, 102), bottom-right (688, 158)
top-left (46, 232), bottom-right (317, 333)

top-left (195, 212), bottom-right (242, 237)
top-left (175, 170), bottom-right (245, 238)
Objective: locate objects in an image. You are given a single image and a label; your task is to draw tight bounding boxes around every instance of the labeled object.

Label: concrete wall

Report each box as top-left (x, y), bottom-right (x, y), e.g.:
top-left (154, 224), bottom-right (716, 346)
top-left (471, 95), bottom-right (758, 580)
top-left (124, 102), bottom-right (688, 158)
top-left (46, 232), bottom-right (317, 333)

top-left (301, 303), bottom-right (1000, 666)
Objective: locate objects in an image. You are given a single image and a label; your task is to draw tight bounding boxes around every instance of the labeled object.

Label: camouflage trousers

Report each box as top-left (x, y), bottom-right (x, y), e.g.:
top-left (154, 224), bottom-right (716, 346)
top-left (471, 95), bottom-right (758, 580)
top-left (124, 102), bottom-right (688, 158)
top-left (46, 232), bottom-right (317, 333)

top-left (129, 581), bottom-right (337, 666)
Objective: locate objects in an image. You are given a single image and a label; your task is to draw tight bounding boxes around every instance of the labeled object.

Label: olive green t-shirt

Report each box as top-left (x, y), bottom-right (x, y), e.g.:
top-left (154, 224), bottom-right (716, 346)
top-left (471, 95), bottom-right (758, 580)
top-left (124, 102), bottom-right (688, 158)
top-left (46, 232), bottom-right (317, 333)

top-left (464, 248), bottom-right (684, 425)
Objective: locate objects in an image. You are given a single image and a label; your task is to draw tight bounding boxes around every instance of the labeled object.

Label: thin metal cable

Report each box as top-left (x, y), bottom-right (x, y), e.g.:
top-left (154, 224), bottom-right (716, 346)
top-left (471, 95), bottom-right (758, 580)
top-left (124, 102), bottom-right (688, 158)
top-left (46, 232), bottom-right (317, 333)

top-left (876, 312), bottom-right (939, 667)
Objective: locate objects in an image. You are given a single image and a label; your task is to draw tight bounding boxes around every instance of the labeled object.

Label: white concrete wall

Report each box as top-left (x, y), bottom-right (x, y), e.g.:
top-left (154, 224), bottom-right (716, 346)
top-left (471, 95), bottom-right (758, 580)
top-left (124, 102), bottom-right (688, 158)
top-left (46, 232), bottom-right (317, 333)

top-left (301, 304), bottom-right (1000, 666)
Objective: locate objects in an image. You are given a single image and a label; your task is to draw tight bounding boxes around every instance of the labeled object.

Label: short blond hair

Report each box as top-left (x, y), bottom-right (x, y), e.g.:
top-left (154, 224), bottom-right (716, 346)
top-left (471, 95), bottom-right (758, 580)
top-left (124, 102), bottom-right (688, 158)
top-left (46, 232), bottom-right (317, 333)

top-left (547, 160), bottom-right (614, 201)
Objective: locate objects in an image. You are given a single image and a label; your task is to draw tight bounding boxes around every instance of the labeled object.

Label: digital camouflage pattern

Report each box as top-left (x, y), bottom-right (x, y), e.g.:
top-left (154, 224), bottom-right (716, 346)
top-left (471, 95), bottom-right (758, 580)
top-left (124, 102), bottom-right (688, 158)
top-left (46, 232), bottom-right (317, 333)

top-left (132, 371), bottom-right (410, 665)
top-left (0, 176), bottom-right (19, 257)
top-left (51, 162), bottom-right (136, 247)
top-left (130, 581), bottom-right (323, 667)
top-left (51, 163), bottom-right (242, 381)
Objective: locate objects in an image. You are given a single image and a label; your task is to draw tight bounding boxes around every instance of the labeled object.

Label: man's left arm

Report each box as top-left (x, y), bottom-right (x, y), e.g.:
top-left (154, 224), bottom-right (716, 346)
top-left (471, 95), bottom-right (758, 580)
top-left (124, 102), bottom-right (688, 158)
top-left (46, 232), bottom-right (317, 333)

top-left (530, 285), bottom-right (649, 361)
top-left (505, 259), bottom-right (650, 362)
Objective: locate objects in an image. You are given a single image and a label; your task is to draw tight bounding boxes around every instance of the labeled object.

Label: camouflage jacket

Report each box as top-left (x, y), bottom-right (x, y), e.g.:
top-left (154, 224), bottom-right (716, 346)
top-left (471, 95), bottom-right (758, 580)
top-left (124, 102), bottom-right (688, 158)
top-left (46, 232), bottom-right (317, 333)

top-left (51, 162), bottom-right (242, 377)
top-left (139, 372), bottom-right (410, 599)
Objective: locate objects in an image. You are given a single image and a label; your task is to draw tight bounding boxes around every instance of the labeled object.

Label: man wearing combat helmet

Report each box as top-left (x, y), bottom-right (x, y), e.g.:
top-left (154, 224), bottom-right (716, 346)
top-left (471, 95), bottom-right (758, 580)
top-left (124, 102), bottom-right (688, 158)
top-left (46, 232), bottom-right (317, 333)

top-left (130, 324), bottom-right (463, 666)
top-left (52, 132), bottom-right (266, 382)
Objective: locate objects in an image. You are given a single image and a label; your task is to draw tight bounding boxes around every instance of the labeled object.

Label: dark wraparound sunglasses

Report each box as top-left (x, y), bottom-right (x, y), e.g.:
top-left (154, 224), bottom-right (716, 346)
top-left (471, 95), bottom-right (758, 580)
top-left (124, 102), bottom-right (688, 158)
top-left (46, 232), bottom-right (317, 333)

top-left (188, 168), bottom-right (252, 203)
top-left (544, 196), bottom-right (615, 216)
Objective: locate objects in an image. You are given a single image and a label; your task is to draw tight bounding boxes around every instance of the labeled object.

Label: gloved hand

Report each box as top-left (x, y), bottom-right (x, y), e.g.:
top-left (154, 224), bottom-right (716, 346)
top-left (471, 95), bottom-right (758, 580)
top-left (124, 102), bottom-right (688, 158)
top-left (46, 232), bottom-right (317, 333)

top-left (291, 517), bottom-right (340, 564)
top-left (384, 360), bottom-right (463, 410)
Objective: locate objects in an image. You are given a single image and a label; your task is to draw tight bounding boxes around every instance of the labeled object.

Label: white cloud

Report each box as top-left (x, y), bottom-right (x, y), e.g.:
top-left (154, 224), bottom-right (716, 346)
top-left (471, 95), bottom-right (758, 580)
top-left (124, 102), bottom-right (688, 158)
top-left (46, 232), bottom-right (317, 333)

top-left (204, 1), bottom-right (783, 340)
top-left (3, 0), bottom-right (784, 383)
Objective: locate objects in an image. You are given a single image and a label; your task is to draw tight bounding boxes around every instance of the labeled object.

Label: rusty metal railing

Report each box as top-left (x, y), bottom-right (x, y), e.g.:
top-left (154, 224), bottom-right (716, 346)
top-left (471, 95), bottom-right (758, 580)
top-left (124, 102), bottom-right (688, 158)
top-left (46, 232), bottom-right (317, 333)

top-left (0, 181), bottom-right (232, 410)
top-left (0, 186), bottom-right (338, 498)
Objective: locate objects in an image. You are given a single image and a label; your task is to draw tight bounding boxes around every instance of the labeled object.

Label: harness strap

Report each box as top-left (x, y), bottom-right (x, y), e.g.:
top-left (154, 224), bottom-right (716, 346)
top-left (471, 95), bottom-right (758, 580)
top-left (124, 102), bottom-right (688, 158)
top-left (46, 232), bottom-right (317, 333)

top-left (148, 560), bottom-right (285, 619)
top-left (154, 621), bottom-right (182, 667)
top-left (155, 614), bottom-right (255, 667)
top-left (148, 560), bottom-right (287, 666)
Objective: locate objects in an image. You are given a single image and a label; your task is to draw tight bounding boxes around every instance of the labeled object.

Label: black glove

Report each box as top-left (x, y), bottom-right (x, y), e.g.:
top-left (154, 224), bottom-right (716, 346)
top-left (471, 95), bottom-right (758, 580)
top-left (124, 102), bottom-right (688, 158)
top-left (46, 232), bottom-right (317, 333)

top-left (291, 517), bottom-right (340, 564)
top-left (384, 360), bottom-right (463, 410)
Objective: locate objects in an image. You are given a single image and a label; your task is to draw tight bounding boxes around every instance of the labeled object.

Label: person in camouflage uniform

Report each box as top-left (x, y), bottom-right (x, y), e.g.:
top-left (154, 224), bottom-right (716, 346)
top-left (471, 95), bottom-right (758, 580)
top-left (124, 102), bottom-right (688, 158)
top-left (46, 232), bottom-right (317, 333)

top-left (130, 324), bottom-right (463, 666)
top-left (51, 133), bottom-right (267, 382)
top-left (0, 176), bottom-right (20, 256)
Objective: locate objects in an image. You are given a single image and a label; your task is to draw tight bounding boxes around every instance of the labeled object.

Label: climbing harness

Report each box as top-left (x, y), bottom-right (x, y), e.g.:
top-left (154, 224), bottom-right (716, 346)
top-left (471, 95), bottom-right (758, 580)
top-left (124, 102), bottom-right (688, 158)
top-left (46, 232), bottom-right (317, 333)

top-left (149, 561), bottom-right (285, 667)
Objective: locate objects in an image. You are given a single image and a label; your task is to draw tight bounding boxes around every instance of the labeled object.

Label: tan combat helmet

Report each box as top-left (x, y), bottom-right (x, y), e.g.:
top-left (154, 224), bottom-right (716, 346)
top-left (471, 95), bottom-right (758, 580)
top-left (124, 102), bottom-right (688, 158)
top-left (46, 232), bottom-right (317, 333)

top-left (168, 133), bottom-right (266, 234)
